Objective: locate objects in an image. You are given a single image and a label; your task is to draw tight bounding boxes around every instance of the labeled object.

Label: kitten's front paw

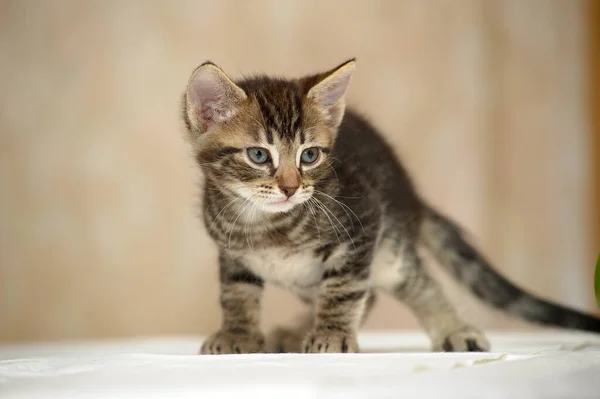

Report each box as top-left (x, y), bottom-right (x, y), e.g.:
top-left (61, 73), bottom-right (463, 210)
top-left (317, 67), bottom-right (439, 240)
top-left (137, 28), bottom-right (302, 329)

top-left (434, 327), bottom-right (490, 352)
top-left (200, 330), bottom-right (265, 354)
top-left (302, 330), bottom-right (358, 353)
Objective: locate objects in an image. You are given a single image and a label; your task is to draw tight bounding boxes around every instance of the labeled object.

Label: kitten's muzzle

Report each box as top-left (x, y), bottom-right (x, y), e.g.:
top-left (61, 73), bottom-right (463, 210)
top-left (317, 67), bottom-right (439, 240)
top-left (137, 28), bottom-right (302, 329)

top-left (278, 185), bottom-right (298, 198)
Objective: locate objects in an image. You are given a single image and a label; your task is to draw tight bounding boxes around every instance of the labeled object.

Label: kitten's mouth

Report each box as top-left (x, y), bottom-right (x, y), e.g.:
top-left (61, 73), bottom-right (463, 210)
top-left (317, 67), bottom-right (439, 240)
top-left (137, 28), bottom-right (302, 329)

top-left (269, 198), bottom-right (294, 208)
top-left (261, 197), bottom-right (303, 213)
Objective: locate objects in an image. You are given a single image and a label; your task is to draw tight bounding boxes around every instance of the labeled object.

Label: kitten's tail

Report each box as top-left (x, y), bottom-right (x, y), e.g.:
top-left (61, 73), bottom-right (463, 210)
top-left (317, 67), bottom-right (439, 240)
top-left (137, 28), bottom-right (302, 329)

top-left (421, 206), bottom-right (600, 333)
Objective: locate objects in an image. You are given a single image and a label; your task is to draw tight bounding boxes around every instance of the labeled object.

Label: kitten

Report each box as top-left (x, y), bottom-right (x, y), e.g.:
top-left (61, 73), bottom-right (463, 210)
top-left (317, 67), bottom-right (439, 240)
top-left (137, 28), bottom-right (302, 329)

top-left (182, 59), bottom-right (600, 354)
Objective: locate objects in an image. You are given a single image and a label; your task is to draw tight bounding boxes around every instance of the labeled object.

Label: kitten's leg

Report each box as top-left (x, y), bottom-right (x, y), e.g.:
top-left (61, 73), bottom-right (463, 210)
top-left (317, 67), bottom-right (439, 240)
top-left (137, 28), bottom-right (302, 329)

top-left (302, 258), bottom-right (373, 353)
top-left (374, 243), bottom-right (490, 352)
top-left (266, 292), bottom-right (377, 353)
top-left (200, 253), bottom-right (265, 354)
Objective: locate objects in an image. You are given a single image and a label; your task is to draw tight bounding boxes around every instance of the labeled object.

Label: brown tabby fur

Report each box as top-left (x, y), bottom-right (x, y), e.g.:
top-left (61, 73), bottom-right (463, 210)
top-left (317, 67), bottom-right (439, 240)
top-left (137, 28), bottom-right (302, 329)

top-left (181, 59), bottom-right (600, 354)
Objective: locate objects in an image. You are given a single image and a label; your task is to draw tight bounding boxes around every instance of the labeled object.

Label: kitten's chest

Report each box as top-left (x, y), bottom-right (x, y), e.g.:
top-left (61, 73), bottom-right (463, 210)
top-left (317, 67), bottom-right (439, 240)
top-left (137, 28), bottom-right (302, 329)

top-left (240, 248), bottom-right (325, 292)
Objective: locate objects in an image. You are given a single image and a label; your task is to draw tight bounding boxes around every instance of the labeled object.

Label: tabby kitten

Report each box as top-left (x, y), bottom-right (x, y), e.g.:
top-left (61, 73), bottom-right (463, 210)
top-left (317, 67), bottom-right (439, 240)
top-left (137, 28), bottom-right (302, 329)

top-left (182, 59), bottom-right (600, 354)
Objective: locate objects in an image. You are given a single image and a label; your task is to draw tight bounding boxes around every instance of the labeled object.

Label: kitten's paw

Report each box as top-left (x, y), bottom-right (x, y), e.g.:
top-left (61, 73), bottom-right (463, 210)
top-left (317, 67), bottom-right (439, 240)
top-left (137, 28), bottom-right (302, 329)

top-left (265, 326), bottom-right (305, 353)
top-left (200, 330), bottom-right (265, 355)
top-left (434, 327), bottom-right (490, 352)
top-left (302, 330), bottom-right (359, 353)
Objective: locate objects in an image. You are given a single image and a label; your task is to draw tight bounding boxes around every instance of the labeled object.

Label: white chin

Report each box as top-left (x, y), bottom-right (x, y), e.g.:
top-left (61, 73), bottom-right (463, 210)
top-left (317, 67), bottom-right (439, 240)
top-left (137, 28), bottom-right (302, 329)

top-left (260, 201), bottom-right (298, 213)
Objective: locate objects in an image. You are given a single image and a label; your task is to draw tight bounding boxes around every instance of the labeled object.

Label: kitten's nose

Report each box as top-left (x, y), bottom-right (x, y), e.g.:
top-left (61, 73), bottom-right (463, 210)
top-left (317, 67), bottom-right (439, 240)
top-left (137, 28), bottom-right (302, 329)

top-left (279, 185), bottom-right (298, 198)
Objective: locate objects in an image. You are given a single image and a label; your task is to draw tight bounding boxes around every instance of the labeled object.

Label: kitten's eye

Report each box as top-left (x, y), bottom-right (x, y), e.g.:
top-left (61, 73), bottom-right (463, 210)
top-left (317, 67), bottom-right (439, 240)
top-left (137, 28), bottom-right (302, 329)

top-left (247, 147), bottom-right (270, 164)
top-left (301, 147), bottom-right (319, 164)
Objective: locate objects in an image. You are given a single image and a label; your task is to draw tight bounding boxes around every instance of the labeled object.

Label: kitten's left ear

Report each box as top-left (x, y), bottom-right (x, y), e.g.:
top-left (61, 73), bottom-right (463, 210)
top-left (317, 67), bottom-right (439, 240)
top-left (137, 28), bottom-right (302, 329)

top-left (303, 58), bottom-right (356, 129)
top-left (185, 61), bottom-right (247, 134)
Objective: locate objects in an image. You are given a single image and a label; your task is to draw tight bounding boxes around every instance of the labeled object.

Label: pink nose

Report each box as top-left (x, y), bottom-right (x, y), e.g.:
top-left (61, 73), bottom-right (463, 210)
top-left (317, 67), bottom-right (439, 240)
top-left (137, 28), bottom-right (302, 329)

top-left (279, 185), bottom-right (298, 197)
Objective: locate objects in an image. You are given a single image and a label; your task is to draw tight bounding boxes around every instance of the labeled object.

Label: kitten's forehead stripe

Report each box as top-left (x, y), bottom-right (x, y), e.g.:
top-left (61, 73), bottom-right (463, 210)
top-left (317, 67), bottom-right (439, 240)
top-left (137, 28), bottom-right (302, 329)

top-left (265, 128), bottom-right (274, 144)
top-left (238, 77), bottom-right (304, 143)
top-left (254, 93), bottom-right (276, 144)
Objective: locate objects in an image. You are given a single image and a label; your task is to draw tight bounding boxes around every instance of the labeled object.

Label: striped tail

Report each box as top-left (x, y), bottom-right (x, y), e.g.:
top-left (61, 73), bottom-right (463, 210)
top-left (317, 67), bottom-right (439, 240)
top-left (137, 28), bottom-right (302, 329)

top-left (421, 206), bottom-right (600, 333)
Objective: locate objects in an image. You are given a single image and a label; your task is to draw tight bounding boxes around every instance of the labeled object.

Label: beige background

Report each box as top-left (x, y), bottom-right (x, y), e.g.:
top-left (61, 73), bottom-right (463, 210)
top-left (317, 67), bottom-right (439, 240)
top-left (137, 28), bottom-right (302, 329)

top-left (0, 0), bottom-right (597, 343)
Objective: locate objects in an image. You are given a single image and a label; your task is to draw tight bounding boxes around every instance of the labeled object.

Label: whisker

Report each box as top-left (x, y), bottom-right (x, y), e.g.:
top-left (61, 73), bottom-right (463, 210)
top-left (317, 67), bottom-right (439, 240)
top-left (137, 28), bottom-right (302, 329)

top-left (244, 199), bottom-right (256, 251)
top-left (325, 162), bottom-right (340, 186)
top-left (246, 195), bottom-right (264, 251)
top-left (314, 189), bottom-right (365, 234)
top-left (312, 197), bottom-right (355, 250)
top-left (305, 200), bottom-right (321, 242)
top-left (227, 195), bottom-right (256, 254)
top-left (309, 197), bottom-right (342, 245)
top-left (208, 197), bottom-right (240, 233)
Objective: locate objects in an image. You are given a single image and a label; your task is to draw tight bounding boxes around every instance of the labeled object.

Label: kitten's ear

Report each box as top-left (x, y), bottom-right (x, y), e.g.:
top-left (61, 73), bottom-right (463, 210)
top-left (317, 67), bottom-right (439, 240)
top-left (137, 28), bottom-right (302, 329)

top-left (185, 61), bottom-right (247, 134)
top-left (303, 58), bottom-right (356, 129)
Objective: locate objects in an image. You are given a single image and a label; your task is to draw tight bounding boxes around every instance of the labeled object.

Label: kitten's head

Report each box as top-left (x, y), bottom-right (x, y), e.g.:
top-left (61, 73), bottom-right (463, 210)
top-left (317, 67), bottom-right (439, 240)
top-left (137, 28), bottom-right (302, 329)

top-left (183, 59), bottom-right (355, 213)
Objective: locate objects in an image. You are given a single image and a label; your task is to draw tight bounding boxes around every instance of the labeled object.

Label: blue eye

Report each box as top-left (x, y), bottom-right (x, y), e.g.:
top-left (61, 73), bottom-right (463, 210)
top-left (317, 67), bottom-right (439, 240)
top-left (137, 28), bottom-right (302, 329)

top-left (247, 148), bottom-right (270, 164)
top-left (301, 147), bottom-right (319, 164)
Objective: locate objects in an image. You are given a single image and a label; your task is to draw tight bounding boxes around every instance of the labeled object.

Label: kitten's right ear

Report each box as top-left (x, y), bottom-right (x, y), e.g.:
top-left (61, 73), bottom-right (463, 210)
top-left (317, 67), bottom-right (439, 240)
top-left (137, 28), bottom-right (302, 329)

top-left (185, 61), bottom-right (247, 134)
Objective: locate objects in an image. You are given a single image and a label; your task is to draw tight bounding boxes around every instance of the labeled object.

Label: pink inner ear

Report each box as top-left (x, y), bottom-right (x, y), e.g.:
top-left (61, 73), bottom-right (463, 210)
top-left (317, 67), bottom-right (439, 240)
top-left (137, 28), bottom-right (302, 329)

top-left (188, 67), bottom-right (247, 132)
top-left (191, 74), bottom-right (224, 118)
top-left (320, 74), bottom-right (352, 108)
top-left (198, 107), bottom-right (213, 132)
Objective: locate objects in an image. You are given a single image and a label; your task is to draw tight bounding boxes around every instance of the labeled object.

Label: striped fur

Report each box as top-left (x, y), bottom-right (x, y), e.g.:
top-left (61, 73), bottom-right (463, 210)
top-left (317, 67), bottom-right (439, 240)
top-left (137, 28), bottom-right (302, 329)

top-left (182, 60), bottom-right (600, 354)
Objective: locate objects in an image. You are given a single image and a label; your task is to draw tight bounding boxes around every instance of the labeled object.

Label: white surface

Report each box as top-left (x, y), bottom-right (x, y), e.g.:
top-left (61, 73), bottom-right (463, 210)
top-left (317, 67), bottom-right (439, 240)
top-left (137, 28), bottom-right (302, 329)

top-left (1, 331), bottom-right (600, 398)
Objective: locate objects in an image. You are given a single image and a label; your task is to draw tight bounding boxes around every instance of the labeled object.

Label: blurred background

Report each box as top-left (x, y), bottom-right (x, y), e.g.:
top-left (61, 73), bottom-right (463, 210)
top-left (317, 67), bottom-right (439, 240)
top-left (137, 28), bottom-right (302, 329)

top-left (0, 0), bottom-right (598, 343)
